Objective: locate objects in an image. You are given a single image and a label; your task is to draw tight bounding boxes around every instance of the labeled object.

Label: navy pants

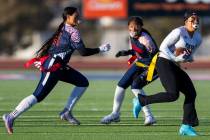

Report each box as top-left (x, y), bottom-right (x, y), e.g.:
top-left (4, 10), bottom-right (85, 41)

top-left (118, 63), bottom-right (158, 89)
top-left (33, 57), bottom-right (89, 102)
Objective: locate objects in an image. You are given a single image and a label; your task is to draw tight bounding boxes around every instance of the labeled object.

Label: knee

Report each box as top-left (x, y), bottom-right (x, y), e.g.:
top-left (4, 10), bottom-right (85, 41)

top-left (117, 81), bottom-right (127, 89)
top-left (187, 92), bottom-right (197, 101)
top-left (168, 92), bottom-right (179, 102)
top-left (77, 78), bottom-right (89, 87)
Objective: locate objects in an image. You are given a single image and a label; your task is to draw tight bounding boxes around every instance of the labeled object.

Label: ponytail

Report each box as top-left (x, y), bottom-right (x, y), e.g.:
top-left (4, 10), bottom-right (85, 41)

top-left (36, 22), bottom-right (64, 58)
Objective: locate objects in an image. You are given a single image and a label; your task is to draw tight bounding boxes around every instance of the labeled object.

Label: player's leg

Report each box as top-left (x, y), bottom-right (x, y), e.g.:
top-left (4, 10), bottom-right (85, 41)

top-left (138, 58), bottom-right (180, 107)
top-left (58, 66), bottom-right (89, 125)
top-left (101, 64), bottom-right (138, 124)
top-left (2, 71), bottom-right (59, 134)
top-left (178, 69), bottom-right (198, 136)
top-left (131, 70), bottom-right (157, 125)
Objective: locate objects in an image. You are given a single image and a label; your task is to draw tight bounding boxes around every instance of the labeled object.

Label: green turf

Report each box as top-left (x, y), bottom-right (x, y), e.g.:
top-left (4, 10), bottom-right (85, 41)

top-left (0, 79), bottom-right (210, 140)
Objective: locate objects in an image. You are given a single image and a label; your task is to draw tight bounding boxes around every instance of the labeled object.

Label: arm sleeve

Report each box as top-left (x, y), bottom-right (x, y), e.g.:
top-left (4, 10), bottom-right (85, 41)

top-left (77, 46), bottom-right (100, 56)
top-left (70, 29), bottom-right (100, 56)
top-left (159, 28), bottom-right (181, 60)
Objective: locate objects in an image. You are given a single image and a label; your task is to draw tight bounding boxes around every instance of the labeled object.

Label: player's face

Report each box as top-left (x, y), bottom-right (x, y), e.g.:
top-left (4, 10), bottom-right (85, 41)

top-left (185, 15), bottom-right (199, 32)
top-left (128, 21), bottom-right (142, 38)
top-left (66, 11), bottom-right (80, 26)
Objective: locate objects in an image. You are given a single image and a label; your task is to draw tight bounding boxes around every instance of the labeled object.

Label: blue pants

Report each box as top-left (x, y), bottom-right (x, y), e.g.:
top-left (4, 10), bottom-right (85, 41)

top-left (118, 64), bottom-right (158, 89)
top-left (33, 57), bottom-right (89, 102)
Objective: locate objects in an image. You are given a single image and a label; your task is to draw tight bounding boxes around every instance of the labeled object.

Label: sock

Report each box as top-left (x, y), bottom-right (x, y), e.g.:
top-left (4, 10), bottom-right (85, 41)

top-left (65, 87), bottom-right (87, 112)
top-left (10, 95), bottom-right (37, 119)
top-left (131, 89), bottom-right (153, 117)
top-left (112, 86), bottom-right (125, 114)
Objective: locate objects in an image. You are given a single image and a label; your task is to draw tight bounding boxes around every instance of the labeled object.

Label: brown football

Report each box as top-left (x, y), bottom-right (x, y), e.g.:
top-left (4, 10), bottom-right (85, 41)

top-left (174, 47), bottom-right (186, 56)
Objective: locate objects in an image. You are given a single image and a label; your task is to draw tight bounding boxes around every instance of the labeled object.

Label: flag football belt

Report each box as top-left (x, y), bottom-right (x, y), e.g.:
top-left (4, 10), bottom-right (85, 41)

top-left (146, 53), bottom-right (159, 82)
top-left (135, 53), bottom-right (159, 82)
top-left (24, 55), bottom-right (62, 72)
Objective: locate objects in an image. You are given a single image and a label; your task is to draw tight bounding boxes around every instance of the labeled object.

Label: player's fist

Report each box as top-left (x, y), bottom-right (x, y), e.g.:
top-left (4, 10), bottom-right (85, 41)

top-left (99, 43), bottom-right (111, 52)
top-left (34, 61), bottom-right (41, 69)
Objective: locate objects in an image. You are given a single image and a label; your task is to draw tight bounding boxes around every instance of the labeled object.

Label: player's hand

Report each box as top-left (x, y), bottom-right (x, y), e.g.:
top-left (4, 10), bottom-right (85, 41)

top-left (34, 61), bottom-right (41, 69)
top-left (99, 43), bottom-right (111, 52)
top-left (175, 52), bottom-right (186, 62)
top-left (115, 50), bottom-right (127, 57)
top-left (115, 51), bottom-right (122, 57)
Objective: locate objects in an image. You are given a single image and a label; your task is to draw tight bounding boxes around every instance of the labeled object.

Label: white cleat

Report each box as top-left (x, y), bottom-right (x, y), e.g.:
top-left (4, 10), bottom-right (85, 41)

top-left (144, 115), bottom-right (156, 126)
top-left (59, 109), bottom-right (80, 125)
top-left (2, 114), bottom-right (14, 134)
top-left (100, 113), bottom-right (120, 124)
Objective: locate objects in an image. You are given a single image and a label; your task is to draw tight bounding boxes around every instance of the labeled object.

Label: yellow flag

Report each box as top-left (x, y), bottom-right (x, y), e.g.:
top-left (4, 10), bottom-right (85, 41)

top-left (146, 53), bottom-right (159, 82)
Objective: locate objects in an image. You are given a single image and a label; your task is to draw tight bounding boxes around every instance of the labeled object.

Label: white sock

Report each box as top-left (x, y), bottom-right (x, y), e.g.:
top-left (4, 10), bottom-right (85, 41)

top-left (10, 95), bottom-right (37, 119)
top-left (65, 87), bottom-right (87, 111)
top-left (131, 89), bottom-right (153, 117)
top-left (112, 86), bottom-right (125, 114)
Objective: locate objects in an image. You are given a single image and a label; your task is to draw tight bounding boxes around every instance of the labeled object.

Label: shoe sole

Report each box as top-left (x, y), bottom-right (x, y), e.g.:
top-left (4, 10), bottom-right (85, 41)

top-left (101, 118), bottom-right (120, 124)
top-left (60, 116), bottom-right (80, 125)
top-left (2, 115), bottom-right (13, 134)
top-left (144, 120), bottom-right (156, 126)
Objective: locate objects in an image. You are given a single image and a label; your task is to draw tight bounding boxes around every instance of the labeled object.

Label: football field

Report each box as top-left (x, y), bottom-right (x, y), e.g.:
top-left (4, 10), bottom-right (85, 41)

top-left (0, 71), bottom-right (210, 140)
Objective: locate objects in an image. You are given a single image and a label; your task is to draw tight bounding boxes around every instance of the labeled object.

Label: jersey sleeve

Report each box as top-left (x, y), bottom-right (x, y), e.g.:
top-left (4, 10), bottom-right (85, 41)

top-left (159, 28), bottom-right (181, 60)
top-left (140, 34), bottom-right (157, 54)
top-left (70, 29), bottom-right (86, 49)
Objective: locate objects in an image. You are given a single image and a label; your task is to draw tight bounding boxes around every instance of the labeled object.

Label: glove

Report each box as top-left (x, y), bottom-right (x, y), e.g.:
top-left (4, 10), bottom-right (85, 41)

top-left (174, 53), bottom-right (186, 62)
top-left (115, 50), bottom-right (135, 57)
top-left (99, 43), bottom-right (111, 52)
top-left (115, 51), bottom-right (123, 57)
top-left (34, 61), bottom-right (41, 69)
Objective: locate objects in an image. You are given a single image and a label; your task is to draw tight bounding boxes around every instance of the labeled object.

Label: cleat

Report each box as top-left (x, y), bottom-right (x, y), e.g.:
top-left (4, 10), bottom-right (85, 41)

top-left (100, 113), bottom-right (120, 124)
top-left (179, 124), bottom-right (198, 136)
top-left (59, 110), bottom-right (80, 125)
top-left (2, 114), bottom-right (14, 134)
top-left (132, 97), bottom-right (142, 118)
top-left (144, 115), bottom-right (156, 126)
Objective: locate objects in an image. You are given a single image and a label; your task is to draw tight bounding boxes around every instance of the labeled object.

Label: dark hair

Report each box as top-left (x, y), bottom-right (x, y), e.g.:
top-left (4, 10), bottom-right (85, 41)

top-left (128, 16), bottom-right (143, 26)
top-left (184, 11), bottom-right (198, 21)
top-left (36, 7), bottom-right (77, 57)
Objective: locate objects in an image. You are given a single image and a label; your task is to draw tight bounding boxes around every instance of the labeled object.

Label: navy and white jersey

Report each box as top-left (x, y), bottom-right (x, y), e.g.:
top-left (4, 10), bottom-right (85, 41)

top-left (130, 31), bottom-right (158, 65)
top-left (159, 26), bottom-right (202, 62)
top-left (48, 24), bottom-right (85, 64)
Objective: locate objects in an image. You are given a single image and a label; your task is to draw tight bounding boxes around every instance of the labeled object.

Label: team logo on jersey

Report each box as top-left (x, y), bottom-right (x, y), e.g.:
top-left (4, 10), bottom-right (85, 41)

top-left (186, 43), bottom-right (195, 50)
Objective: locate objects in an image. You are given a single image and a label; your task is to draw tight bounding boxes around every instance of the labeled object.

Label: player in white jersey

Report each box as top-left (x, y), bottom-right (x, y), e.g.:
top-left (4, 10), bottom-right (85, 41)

top-left (135, 11), bottom-right (202, 136)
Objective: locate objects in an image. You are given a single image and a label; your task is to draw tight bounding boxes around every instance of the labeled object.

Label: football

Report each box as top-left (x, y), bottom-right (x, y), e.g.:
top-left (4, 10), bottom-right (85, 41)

top-left (174, 47), bottom-right (187, 56)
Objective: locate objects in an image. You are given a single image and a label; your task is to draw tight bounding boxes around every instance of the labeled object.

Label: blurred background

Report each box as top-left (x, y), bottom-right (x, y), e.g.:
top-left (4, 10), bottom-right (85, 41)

top-left (0, 0), bottom-right (209, 70)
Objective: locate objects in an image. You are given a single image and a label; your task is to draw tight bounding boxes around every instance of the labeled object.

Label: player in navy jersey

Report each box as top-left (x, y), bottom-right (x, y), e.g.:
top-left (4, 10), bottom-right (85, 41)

top-left (136, 11), bottom-right (202, 136)
top-left (101, 17), bottom-right (158, 125)
top-left (2, 7), bottom-right (111, 134)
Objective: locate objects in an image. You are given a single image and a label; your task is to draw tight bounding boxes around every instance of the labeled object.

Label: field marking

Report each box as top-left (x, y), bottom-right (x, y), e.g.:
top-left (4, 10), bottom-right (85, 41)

top-left (0, 131), bottom-right (209, 136)
top-left (0, 115), bottom-right (208, 120)
top-left (1, 73), bottom-right (210, 80)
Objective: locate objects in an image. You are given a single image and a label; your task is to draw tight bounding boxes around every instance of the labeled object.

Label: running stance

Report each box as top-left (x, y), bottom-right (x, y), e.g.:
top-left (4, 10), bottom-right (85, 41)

top-left (2, 7), bottom-right (111, 134)
top-left (101, 17), bottom-right (158, 125)
top-left (136, 11), bottom-right (202, 136)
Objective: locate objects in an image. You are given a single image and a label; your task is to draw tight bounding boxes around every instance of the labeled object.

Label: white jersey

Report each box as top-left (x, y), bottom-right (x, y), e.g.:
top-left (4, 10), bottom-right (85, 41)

top-left (159, 26), bottom-right (202, 62)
